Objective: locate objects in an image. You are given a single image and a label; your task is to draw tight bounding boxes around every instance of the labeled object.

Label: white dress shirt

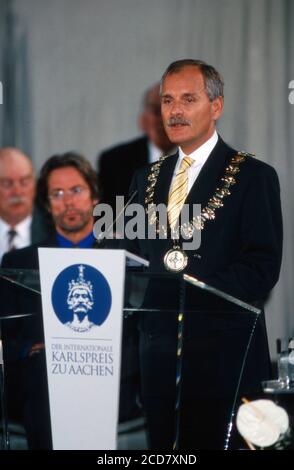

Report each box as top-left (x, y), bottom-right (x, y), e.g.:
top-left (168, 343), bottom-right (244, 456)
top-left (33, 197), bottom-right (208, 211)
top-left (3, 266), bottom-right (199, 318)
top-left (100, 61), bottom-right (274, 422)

top-left (0, 215), bottom-right (33, 262)
top-left (171, 131), bottom-right (218, 193)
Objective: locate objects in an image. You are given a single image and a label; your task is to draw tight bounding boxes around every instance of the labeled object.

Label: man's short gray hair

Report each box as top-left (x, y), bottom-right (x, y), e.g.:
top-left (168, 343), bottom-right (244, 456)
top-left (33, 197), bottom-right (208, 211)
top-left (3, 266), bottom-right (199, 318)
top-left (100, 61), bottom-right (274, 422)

top-left (161, 59), bottom-right (224, 101)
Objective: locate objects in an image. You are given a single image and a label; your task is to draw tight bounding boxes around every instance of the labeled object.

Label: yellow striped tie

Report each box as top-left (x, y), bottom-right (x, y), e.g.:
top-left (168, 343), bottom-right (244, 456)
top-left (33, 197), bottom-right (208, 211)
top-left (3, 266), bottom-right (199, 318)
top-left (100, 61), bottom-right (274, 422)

top-left (167, 156), bottom-right (194, 230)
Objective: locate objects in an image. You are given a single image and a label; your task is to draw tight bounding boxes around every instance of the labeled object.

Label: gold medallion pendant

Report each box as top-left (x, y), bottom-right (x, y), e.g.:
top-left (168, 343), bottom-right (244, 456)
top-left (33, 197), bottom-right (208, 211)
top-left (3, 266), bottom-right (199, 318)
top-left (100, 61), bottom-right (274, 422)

top-left (164, 248), bottom-right (188, 272)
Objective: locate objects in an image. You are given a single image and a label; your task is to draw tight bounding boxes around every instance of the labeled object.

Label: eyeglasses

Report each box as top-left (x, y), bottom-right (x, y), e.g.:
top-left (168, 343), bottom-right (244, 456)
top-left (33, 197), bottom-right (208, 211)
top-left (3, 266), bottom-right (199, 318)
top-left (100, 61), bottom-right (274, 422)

top-left (49, 185), bottom-right (89, 201)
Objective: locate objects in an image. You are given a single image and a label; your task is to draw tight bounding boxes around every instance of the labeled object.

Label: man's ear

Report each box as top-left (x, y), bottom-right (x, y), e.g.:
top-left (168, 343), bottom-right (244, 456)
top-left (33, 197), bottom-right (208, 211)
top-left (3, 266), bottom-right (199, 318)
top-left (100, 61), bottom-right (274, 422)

top-left (211, 97), bottom-right (224, 121)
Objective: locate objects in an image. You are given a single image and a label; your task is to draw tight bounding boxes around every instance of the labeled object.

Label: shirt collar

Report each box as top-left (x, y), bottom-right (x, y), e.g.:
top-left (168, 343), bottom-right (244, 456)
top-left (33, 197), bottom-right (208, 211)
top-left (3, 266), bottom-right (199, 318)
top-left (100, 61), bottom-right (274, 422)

top-left (178, 130), bottom-right (218, 166)
top-left (56, 231), bottom-right (95, 248)
top-left (0, 214), bottom-right (32, 237)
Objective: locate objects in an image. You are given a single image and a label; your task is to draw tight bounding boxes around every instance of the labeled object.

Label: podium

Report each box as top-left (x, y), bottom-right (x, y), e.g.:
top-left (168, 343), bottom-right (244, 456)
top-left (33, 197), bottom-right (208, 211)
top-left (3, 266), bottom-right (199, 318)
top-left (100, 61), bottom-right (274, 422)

top-left (0, 249), bottom-right (268, 450)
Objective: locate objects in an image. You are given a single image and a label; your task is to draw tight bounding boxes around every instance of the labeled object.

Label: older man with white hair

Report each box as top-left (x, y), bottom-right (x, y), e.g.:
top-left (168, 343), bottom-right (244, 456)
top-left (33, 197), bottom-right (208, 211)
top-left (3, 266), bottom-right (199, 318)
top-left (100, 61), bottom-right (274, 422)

top-left (0, 147), bottom-right (50, 260)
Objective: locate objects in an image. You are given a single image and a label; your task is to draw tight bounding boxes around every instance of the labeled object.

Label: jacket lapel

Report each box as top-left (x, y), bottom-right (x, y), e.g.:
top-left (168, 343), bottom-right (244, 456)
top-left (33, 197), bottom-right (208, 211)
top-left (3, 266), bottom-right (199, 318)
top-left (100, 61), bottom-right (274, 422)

top-left (151, 137), bottom-right (236, 234)
top-left (137, 136), bottom-right (150, 166)
top-left (154, 152), bottom-right (178, 206)
top-left (154, 137), bottom-right (236, 208)
top-left (185, 136), bottom-right (236, 208)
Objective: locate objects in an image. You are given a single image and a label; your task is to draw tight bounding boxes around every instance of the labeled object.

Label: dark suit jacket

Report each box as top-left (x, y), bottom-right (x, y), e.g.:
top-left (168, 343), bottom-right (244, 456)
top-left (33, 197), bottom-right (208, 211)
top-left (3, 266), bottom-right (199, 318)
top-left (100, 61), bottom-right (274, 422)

top-left (0, 206), bottom-right (53, 261)
top-left (127, 135), bottom-right (283, 302)
top-left (123, 136), bottom-right (283, 448)
top-left (31, 207), bottom-right (55, 245)
top-left (98, 135), bottom-right (149, 210)
top-left (1, 236), bottom-right (61, 354)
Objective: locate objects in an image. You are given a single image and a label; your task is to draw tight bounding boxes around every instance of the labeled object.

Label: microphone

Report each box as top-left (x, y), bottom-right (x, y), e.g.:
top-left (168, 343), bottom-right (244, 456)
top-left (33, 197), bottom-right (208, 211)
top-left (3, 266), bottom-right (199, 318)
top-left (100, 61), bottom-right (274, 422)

top-left (93, 190), bottom-right (138, 245)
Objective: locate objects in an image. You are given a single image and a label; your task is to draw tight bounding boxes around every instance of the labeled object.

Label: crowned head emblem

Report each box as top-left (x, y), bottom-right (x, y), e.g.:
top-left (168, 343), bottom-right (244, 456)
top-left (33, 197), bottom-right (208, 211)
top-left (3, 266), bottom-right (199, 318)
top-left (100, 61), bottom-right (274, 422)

top-left (67, 265), bottom-right (94, 316)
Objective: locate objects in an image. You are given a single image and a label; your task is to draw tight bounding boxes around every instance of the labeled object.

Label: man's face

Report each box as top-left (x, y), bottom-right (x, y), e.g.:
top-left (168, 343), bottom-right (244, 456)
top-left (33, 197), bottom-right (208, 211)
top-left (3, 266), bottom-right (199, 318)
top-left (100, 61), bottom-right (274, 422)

top-left (140, 85), bottom-right (173, 153)
top-left (69, 288), bottom-right (92, 314)
top-left (0, 151), bottom-right (35, 226)
top-left (161, 66), bottom-right (223, 154)
top-left (47, 166), bottom-right (97, 237)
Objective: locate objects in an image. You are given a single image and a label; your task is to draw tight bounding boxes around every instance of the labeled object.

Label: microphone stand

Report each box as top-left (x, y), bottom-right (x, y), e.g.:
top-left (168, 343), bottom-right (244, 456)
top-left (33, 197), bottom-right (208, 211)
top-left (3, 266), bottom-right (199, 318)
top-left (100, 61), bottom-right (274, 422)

top-left (95, 190), bottom-right (138, 246)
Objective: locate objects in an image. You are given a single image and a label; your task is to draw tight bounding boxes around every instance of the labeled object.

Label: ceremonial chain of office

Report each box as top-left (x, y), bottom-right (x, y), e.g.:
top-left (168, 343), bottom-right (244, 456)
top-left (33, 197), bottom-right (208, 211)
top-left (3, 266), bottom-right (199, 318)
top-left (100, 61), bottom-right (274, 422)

top-left (145, 151), bottom-right (253, 239)
top-left (145, 151), bottom-right (253, 272)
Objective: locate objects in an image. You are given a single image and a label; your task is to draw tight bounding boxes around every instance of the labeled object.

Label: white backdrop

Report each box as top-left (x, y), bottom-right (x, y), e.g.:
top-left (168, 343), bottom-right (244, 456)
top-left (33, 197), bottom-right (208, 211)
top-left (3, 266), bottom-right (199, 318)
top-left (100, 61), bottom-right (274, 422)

top-left (0, 0), bottom-right (293, 357)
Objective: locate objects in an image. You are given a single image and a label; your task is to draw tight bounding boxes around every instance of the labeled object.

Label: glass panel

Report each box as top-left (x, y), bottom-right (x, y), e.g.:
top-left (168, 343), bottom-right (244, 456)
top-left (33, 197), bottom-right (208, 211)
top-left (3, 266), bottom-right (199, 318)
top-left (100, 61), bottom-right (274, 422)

top-left (121, 270), bottom-right (262, 450)
top-left (0, 267), bottom-right (262, 450)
